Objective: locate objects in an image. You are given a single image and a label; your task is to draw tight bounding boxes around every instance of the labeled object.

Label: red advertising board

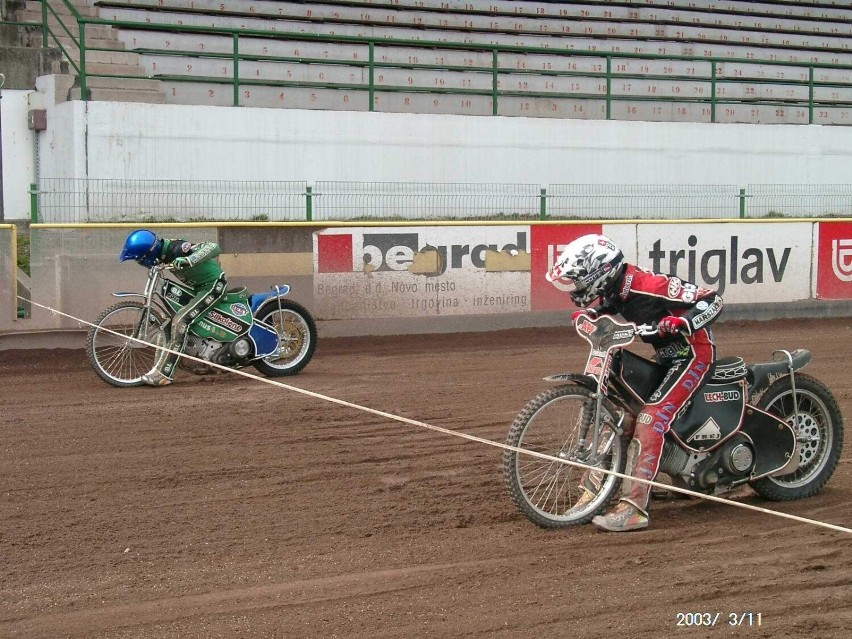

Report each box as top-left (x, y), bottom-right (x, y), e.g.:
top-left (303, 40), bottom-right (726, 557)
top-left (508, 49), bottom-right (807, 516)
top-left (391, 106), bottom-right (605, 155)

top-left (530, 224), bottom-right (602, 311)
top-left (816, 222), bottom-right (852, 299)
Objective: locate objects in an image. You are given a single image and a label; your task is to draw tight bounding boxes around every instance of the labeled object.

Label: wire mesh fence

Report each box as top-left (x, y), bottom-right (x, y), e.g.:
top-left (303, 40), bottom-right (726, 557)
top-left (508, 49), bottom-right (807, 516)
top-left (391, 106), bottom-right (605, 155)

top-left (547, 184), bottom-right (742, 219)
top-left (29, 179), bottom-right (852, 222)
top-left (745, 184), bottom-right (852, 218)
top-left (311, 182), bottom-right (542, 221)
top-left (36, 179), bottom-right (308, 223)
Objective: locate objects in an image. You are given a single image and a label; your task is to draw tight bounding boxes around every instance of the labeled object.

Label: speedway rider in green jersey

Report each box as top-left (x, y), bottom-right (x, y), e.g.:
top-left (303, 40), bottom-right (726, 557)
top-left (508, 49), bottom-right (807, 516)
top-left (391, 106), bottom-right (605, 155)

top-left (119, 229), bottom-right (227, 386)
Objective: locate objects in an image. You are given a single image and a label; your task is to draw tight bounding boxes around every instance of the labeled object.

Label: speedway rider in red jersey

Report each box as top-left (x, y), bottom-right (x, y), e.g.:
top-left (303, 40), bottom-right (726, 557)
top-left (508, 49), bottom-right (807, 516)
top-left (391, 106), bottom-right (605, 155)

top-left (547, 234), bottom-right (723, 532)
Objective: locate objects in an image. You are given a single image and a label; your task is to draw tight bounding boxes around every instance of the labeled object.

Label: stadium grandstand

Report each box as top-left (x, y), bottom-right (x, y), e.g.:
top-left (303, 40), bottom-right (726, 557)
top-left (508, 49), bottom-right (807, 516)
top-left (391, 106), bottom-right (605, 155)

top-left (3, 0), bottom-right (852, 124)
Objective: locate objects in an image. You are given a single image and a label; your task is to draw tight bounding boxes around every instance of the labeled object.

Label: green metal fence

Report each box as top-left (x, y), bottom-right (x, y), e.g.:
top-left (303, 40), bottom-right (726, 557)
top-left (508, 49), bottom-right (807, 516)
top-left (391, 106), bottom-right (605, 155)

top-left (28, 180), bottom-right (852, 223)
top-left (24, 0), bottom-right (852, 124)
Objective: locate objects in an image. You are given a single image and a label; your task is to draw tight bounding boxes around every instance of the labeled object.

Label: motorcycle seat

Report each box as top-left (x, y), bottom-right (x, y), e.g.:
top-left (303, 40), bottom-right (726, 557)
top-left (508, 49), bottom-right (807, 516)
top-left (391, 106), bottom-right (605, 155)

top-left (224, 287), bottom-right (248, 302)
top-left (711, 356), bottom-right (747, 382)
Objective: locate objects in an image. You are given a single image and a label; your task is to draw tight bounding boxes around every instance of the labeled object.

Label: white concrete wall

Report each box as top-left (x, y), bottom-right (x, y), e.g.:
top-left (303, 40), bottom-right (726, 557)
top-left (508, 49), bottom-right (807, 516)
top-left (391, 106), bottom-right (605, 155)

top-left (0, 89), bottom-right (36, 221)
top-left (32, 91), bottom-right (852, 188)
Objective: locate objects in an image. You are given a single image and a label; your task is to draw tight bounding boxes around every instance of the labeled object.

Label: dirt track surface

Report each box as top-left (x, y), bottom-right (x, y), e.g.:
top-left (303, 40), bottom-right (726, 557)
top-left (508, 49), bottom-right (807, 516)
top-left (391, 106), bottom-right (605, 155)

top-left (2, 318), bottom-right (851, 638)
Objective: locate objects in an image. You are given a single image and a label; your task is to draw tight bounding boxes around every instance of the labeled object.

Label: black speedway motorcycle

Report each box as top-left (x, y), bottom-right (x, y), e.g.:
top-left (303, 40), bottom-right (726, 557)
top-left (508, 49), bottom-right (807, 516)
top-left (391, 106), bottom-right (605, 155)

top-left (503, 313), bottom-right (844, 528)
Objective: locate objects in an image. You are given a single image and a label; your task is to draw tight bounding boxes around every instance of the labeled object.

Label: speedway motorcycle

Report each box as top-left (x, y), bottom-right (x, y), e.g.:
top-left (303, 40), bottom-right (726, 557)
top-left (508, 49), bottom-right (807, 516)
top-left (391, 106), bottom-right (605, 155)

top-left (503, 312), bottom-right (844, 528)
top-left (86, 263), bottom-right (317, 387)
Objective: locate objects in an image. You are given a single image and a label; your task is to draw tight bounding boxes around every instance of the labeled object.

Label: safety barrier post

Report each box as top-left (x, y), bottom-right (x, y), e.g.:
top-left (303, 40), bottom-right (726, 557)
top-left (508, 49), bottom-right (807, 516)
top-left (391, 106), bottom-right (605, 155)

top-left (29, 183), bottom-right (38, 223)
top-left (539, 188), bottom-right (547, 220)
top-left (739, 188), bottom-right (747, 219)
top-left (305, 185), bottom-right (313, 221)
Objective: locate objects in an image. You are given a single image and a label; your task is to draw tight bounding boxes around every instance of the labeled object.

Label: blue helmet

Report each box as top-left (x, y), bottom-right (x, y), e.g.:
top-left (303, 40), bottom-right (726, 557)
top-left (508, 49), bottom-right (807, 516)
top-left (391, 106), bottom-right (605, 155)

top-left (119, 229), bottom-right (162, 267)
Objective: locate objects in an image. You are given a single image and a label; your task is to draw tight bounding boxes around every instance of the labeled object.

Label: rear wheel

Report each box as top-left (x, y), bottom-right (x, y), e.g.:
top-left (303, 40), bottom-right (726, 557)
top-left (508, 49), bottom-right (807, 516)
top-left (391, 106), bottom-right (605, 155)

top-left (252, 300), bottom-right (317, 377)
top-left (503, 384), bottom-right (628, 528)
top-left (750, 374), bottom-right (844, 500)
top-left (86, 301), bottom-right (168, 387)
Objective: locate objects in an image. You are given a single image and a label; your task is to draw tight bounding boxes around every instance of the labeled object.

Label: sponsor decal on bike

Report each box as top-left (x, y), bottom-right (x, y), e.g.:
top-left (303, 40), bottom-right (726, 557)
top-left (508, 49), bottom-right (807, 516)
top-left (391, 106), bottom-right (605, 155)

top-left (207, 310), bottom-right (245, 334)
top-left (687, 417), bottom-right (722, 442)
top-left (577, 319), bottom-right (596, 336)
top-left (612, 328), bottom-right (634, 341)
top-left (586, 355), bottom-right (604, 376)
top-left (704, 389), bottom-right (741, 402)
top-left (636, 412), bottom-right (652, 424)
top-left (649, 360), bottom-right (683, 402)
top-left (230, 303), bottom-right (249, 317)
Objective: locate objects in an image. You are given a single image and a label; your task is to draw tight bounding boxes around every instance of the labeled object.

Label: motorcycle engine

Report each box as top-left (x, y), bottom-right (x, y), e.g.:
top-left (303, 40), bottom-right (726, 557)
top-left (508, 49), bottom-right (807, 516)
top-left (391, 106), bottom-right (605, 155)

top-left (660, 433), bottom-right (754, 492)
top-left (184, 336), bottom-right (223, 361)
top-left (660, 435), bottom-right (756, 492)
top-left (214, 337), bottom-right (253, 366)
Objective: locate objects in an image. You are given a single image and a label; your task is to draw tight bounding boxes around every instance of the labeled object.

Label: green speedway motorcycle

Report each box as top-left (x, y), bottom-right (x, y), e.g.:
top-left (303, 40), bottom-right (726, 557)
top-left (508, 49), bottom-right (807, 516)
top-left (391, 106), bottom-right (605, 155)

top-left (86, 263), bottom-right (316, 386)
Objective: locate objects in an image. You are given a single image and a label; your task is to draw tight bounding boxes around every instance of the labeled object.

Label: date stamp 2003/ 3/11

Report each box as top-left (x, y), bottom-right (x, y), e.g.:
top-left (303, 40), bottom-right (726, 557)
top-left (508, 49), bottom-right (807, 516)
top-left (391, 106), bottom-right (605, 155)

top-left (675, 612), bottom-right (763, 628)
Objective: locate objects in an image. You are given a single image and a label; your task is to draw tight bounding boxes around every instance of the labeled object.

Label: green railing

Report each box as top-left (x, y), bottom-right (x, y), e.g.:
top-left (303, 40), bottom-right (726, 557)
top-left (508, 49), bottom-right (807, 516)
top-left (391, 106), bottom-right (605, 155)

top-left (28, 180), bottom-right (852, 223)
top-left (27, 0), bottom-right (852, 123)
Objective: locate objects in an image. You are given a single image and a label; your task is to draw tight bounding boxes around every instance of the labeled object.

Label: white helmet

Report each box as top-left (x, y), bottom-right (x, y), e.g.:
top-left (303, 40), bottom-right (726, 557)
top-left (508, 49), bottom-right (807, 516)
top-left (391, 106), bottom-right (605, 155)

top-left (546, 234), bottom-right (624, 307)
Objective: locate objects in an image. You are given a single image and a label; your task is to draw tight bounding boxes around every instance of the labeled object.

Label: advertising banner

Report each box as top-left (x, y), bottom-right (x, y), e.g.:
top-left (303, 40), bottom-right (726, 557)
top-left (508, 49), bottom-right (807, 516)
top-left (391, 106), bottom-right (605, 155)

top-left (635, 223), bottom-right (812, 304)
top-left (313, 226), bottom-right (531, 319)
top-left (529, 223), bottom-right (602, 311)
top-left (816, 221), bottom-right (852, 300)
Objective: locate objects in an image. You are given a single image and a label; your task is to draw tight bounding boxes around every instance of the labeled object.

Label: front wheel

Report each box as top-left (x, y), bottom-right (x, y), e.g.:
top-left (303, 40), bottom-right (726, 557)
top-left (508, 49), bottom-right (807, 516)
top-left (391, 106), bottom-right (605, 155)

top-left (503, 384), bottom-right (628, 528)
top-left (252, 300), bottom-right (317, 377)
top-left (750, 374), bottom-right (844, 501)
top-left (86, 301), bottom-right (168, 387)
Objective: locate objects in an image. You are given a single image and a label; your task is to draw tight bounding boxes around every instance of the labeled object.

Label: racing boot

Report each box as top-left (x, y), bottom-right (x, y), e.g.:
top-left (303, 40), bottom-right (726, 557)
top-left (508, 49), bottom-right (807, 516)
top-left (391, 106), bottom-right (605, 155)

top-left (141, 370), bottom-right (173, 386)
top-left (564, 487), bottom-right (596, 517)
top-left (141, 341), bottom-right (178, 386)
top-left (591, 500), bottom-right (649, 532)
top-left (564, 469), bottom-right (604, 516)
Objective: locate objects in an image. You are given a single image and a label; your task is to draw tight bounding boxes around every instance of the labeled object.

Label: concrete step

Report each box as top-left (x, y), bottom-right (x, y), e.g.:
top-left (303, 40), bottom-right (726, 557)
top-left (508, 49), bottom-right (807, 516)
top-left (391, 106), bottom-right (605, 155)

top-left (76, 75), bottom-right (161, 90)
top-left (64, 48), bottom-right (141, 66)
top-left (69, 84), bottom-right (166, 103)
top-left (51, 35), bottom-right (129, 51)
top-left (84, 62), bottom-right (149, 77)
top-left (22, 1), bottom-right (100, 18)
top-left (14, 10), bottom-right (116, 38)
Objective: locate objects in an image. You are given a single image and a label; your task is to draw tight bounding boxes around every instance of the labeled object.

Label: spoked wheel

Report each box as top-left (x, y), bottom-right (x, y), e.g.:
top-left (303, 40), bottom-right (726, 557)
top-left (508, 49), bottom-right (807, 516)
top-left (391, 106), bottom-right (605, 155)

top-left (252, 300), bottom-right (317, 377)
top-left (86, 301), bottom-right (168, 387)
top-left (750, 374), bottom-right (844, 500)
top-left (503, 384), bottom-right (628, 528)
